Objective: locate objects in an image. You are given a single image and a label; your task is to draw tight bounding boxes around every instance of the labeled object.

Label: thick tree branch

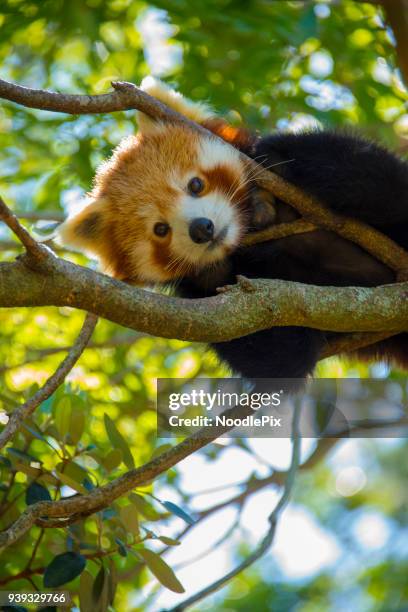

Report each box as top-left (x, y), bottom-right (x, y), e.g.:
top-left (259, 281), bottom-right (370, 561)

top-left (0, 260), bottom-right (406, 340)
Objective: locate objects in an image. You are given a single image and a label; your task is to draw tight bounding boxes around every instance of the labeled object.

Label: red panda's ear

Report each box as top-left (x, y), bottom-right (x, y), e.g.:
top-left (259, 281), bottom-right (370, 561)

top-left (201, 118), bottom-right (256, 153)
top-left (57, 197), bottom-right (108, 259)
top-left (138, 77), bottom-right (213, 133)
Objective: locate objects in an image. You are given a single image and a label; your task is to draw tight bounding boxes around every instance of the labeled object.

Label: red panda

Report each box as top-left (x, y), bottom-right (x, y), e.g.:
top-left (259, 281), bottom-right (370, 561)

top-left (59, 77), bottom-right (408, 381)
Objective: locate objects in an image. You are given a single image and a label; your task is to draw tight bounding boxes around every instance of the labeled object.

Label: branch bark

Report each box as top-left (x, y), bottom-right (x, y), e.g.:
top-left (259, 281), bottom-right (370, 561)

top-left (0, 260), bottom-right (406, 342)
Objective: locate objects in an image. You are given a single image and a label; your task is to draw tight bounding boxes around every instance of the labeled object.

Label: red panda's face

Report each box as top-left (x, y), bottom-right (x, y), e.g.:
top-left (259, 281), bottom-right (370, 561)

top-left (59, 124), bottom-right (250, 284)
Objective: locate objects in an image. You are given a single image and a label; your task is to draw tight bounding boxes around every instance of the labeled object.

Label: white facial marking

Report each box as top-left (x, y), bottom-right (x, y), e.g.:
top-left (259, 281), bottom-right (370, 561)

top-left (169, 192), bottom-right (241, 268)
top-left (198, 138), bottom-right (242, 171)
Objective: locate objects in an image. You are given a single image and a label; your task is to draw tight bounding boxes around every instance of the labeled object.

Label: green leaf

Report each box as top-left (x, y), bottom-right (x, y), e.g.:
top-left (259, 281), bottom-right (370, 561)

top-left (54, 395), bottom-right (86, 445)
top-left (128, 493), bottom-right (163, 521)
top-left (161, 501), bottom-right (195, 525)
top-left (25, 482), bottom-right (52, 505)
top-left (108, 559), bottom-right (118, 607)
top-left (139, 548), bottom-right (185, 593)
top-left (120, 504), bottom-right (140, 536)
top-left (103, 414), bottom-right (134, 469)
top-left (79, 570), bottom-right (94, 612)
top-left (115, 537), bottom-right (128, 557)
top-left (158, 536), bottom-right (181, 546)
top-left (70, 409), bottom-right (85, 445)
top-left (7, 448), bottom-right (40, 464)
top-left (56, 461), bottom-right (90, 495)
top-left (102, 448), bottom-right (123, 472)
top-left (44, 551), bottom-right (86, 587)
top-left (54, 396), bottom-right (72, 440)
top-left (92, 566), bottom-right (107, 606)
top-left (23, 423), bottom-right (47, 443)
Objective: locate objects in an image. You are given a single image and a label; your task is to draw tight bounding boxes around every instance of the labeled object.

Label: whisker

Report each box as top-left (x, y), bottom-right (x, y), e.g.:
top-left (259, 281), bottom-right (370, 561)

top-left (246, 158), bottom-right (296, 183)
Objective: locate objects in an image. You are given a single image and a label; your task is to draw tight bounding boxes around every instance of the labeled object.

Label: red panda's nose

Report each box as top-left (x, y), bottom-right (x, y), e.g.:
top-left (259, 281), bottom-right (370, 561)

top-left (189, 218), bottom-right (215, 244)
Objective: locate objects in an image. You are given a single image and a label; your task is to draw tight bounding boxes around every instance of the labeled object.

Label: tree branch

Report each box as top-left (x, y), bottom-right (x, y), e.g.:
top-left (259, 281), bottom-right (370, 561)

top-left (0, 196), bottom-right (52, 262)
top-left (0, 260), bottom-right (406, 341)
top-left (242, 219), bottom-right (316, 246)
top-left (16, 211), bottom-right (65, 222)
top-left (0, 410), bottom-right (405, 556)
top-left (253, 172), bottom-right (408, 281)
top-left (320, 331), bottom-right (398, 359)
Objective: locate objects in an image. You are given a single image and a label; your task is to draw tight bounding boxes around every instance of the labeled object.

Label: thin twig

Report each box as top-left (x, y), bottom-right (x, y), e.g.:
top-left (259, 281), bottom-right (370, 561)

top-left (320, 331), bottom-right (399, 359)
top-left (165, 400), bottom-right (302, 612)
top-left (0, 549), bottom-right (115, 586)
top-left (0, 312), bottom-right (98, 451)
top-left (0, 196), bottom-right (51, 261)
top-left (0, 332), bottom-right (143, 375)
top-left (242, 219), bottom-right (316, 246)
top-left (16, 211), bottom-right (65, 222)
top-left (25, 528), bottom-right (44, 570)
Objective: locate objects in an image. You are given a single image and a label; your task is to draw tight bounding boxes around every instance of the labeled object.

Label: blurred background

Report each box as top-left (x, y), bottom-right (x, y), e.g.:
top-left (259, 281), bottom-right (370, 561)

top-left (0, 1), bottom-right (407, 610)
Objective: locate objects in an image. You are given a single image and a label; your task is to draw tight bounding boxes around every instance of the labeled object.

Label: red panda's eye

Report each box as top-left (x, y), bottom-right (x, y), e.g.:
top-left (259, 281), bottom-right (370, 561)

top-left (154, 222), bottom-right (170, 237)
top-left (188, 177), bottom-right (204, 196)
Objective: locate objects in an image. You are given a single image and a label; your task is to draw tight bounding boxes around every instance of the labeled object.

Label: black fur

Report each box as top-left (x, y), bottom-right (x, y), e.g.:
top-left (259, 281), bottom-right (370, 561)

top-left (178, 131), bottom-right (408, 381)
